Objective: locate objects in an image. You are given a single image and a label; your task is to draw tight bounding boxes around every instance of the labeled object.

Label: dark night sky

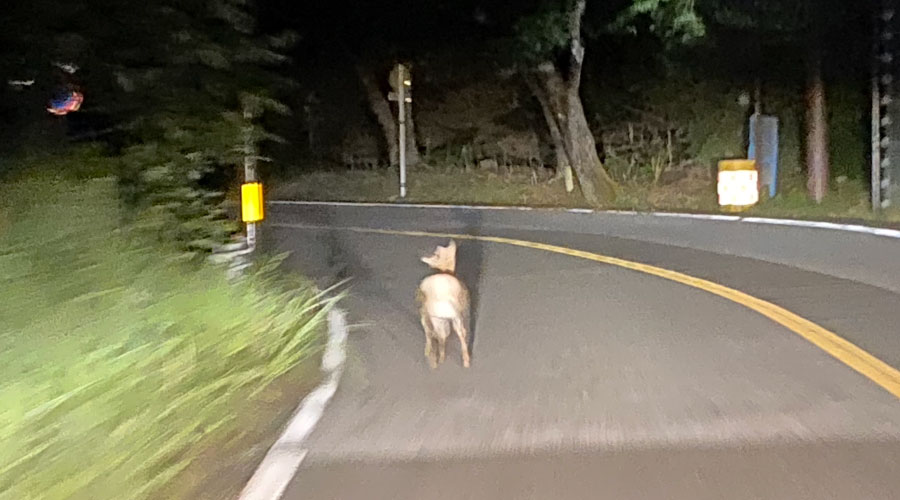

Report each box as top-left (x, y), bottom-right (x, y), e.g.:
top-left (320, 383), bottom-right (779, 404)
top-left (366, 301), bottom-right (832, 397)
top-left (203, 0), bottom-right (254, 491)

top-left (252, 0), bottom-right (871, 80)
top-left (0, 0), bottom-right (874, 144)
top-left (0, 0), bottom-right (873, 85)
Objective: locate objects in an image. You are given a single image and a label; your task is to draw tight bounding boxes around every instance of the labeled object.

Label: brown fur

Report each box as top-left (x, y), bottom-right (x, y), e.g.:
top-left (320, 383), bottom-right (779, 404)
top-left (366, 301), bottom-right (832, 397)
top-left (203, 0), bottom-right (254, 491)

top-left (416, 240), bottom-right (471, 369)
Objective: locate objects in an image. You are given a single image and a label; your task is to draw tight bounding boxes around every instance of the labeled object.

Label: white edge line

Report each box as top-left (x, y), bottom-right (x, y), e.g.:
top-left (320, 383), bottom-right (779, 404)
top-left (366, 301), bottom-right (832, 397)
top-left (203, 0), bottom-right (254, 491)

top-left (650, 212), bottom-right (741, 221)
top-left (740, 216), bottom-right (900, 238)
top-left (269, 200), bottom-right (900, 240)
top-left (271, 199), bottom-right (536, 211)
top-left (237, 307), bottom-right (348, 500)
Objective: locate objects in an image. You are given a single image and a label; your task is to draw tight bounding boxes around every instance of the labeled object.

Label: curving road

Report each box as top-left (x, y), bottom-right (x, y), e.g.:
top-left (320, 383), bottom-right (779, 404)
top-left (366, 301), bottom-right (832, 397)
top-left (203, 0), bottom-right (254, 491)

top-left (261, 202), bottom-right (900, 500)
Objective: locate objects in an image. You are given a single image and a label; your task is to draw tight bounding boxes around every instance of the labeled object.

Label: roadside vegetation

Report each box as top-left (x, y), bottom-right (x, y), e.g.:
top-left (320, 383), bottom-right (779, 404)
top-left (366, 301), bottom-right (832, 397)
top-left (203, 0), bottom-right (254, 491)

top-left (0, 153), bottom-right (338, 500)
top-left (3, 0), bottom-right (343, 497)
top-left (271, 74), bottom-right (900, 226)
top-left (271, 165), bottom-right (900, 227)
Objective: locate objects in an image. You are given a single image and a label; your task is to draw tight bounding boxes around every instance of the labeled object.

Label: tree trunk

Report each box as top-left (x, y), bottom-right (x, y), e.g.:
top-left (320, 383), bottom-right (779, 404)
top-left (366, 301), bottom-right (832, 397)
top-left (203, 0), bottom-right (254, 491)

top-left (404, 99), bottom-right (421, 166)
top-left (805, 34), bottom-right (829, 202)
top-left (525, 73), bottom-right (570, 189)
top-left (566, 95), bottom-right (617, 202)
top-left (522, 0), bottom-right (617, 206)
top-left (303, 92), bottom-right (320, 157)
top-left (357, 66), bottom-right (399, 166)
top-left (530, 63), bottom-right (616, 206)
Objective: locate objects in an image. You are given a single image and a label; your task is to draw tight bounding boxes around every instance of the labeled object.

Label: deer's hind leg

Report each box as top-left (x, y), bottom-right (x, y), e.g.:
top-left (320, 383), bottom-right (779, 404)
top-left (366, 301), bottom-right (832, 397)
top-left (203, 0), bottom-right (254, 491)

top-left (452, 316), bottom-right (470, 368)
top-left (420, 314), bottom-right (438, 369)
top-left (431, 318), bottom-right (451, 365)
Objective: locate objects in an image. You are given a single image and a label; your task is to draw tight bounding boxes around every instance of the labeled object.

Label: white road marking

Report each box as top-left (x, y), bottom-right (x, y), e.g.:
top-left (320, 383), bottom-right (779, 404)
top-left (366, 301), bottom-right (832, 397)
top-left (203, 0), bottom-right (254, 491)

top-left (237, 308), bottom-right (348, 500)
top-left (269, 200), bottom-right (900, 239)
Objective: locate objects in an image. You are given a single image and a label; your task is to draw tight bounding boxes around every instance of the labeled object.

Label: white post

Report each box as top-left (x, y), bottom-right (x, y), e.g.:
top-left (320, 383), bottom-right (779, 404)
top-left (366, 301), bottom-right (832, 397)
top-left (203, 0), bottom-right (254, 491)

top-left (397, 64), bottom-right (407, 198)
top-left (243, 108), bottom-right (258, 250)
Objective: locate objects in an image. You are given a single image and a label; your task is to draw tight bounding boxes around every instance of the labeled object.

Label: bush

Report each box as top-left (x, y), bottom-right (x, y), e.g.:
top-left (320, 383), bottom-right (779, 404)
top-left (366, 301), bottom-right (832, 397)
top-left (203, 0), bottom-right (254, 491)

top-left (115, 118), bottom-right (245, 255)
top-left (0, 174), bottom-right (336, 500)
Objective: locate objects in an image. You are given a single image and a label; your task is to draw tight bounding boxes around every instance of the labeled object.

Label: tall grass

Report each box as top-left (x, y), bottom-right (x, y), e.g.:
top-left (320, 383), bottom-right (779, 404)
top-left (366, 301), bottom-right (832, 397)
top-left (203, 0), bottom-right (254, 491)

top-left (0, 174), bottom-right (337, 500)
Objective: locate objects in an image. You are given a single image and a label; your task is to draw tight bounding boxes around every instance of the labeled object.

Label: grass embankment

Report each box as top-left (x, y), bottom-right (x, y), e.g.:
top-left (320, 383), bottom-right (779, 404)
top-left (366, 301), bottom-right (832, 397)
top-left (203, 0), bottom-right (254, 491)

top-left (0, 172), bottom-right (337, 500)
top-left (271, 166), bottom-right (900, 227)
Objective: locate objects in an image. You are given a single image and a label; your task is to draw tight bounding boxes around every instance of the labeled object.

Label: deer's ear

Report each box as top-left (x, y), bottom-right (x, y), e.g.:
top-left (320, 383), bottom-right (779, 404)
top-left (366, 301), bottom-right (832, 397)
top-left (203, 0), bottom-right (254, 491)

top-left (421, 247), bottom-right (440, 265)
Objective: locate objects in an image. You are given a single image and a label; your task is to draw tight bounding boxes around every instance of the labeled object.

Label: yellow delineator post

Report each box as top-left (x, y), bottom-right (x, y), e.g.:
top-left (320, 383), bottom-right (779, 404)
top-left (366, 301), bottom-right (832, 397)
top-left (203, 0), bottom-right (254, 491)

top-left (241, 182), bottom-right (264, 223)
top-left (717, 159), bottom-right (759, 212)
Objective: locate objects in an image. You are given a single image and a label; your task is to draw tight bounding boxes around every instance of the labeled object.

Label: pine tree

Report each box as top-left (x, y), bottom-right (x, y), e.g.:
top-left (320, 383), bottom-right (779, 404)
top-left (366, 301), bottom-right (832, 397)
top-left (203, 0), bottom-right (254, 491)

top-left (110, 0), bottom-right (298, 252)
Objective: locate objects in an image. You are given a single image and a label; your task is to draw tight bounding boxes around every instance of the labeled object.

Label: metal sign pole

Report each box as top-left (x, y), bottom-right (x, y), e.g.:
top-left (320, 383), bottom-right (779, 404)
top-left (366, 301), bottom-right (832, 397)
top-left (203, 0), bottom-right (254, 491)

top-left (243, 108), bottom-right (258, 250)
top-left (873, 4), bottom-right (883, 212)
top-left (873, 1), bottom-right (899, 211)
top-left (397, 64), bottom-right (407, 198)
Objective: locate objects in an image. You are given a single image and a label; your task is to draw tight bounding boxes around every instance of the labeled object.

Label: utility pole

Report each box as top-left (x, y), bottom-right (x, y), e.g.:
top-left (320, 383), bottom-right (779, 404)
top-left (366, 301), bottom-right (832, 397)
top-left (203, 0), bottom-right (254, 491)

top-left (873, 2), bottom-right (897, 211)
top-left (388, 63), bottom-right (412, 199)
top-left (873, 3), bottom-right (885, 212)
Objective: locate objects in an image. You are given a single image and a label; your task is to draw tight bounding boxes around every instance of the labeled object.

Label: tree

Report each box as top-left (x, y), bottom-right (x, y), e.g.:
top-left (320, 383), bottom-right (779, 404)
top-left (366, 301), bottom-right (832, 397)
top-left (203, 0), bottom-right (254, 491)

top-left (16, 0), bottom-right (298, 251)
top-left (510, 0), bottom-right (704, 206)
top-left (700, 0), bottom-right (846, 203)
top-left (356, 60), bottom-right (421, 168)
top-left (1, 0), bottom-right (297, 248)
top-left (108, 0), bottom-right (298, 251)
top-left (513, 0), bottom-right (614, 205)
top-left (803, 0), bottom-right (828, 202)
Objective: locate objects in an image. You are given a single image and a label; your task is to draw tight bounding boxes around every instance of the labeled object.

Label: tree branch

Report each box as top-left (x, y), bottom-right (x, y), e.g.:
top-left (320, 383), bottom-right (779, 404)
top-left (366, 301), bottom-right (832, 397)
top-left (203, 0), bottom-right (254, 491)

top-left (568, 0), bottom-right (586, 42)
top-left (536, 61), bottom-right (569, 127)
top-left (567, 0), bottom-right (586, 94)
top-left (356, 64), bottom-right (399, 165)
top-left (531, 63), bottom-right (577, 173)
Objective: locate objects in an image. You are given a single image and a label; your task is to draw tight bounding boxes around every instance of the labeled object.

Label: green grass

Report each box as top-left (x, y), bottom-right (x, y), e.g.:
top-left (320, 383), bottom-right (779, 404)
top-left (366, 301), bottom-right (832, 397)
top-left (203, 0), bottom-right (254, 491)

top-left (270, 166), bottom-right (588, 207)
top-left (745, 173), bottom-right (900, 226)
top-left (0, 173), bottom-right (338, 500)
top-left (271, 166), bottom-right (900, 226)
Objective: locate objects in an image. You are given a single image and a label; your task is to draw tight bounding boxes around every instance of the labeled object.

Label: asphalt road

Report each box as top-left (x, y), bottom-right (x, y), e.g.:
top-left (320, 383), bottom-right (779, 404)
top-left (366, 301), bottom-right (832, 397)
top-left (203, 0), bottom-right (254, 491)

top-left (262, 204), bottom-right (900, 500)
